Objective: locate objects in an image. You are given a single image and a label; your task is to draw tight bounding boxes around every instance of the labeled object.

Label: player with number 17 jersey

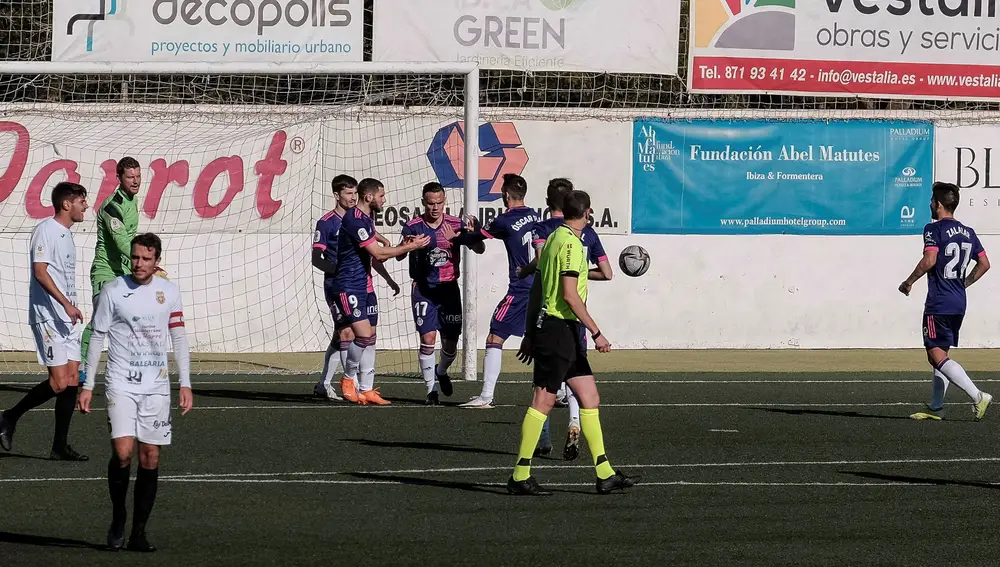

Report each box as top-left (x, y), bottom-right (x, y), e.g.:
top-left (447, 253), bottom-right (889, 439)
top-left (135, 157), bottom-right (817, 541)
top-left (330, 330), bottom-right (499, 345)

top-left (331, 207), bottom-right (378, 326)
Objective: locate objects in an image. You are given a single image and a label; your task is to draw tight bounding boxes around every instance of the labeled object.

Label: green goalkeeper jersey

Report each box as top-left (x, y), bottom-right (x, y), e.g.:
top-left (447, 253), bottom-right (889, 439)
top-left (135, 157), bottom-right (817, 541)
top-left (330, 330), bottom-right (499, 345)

top-left (91, 186), bottom-right (139, 287)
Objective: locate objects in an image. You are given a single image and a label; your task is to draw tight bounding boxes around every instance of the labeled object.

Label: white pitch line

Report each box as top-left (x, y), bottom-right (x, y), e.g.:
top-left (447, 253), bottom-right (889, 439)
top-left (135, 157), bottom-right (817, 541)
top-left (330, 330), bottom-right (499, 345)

top-left (709, 429), bottom-right (739, 433)
top-left (4, 456), bottom-right (999, 484)
top-left (5, 378), bottom-right (1000, 386)
top-left (25, 401), bottom-right (983, 413)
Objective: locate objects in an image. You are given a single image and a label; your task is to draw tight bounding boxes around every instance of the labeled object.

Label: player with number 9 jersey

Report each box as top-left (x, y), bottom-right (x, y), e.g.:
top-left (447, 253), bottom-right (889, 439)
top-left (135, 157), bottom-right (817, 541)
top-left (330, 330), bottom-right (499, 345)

top-left (331, 206), bottom-right (379, 326)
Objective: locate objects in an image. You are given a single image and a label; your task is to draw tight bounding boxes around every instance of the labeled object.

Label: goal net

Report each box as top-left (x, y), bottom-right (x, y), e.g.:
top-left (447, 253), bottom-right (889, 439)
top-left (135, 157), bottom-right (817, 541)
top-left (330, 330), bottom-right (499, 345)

top-left (0, 64), bottom-right (481, 377)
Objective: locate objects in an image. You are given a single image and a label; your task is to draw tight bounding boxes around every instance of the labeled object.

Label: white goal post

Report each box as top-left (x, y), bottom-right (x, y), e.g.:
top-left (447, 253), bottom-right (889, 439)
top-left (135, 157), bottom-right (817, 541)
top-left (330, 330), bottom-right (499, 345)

top-left (0, 61), bottom-right (482, 381)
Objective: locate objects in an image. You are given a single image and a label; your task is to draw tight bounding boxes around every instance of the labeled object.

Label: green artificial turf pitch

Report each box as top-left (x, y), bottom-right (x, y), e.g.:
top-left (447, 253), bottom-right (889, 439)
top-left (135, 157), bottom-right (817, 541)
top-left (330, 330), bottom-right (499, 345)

top-left (1, 371), bottom-right (999, 566)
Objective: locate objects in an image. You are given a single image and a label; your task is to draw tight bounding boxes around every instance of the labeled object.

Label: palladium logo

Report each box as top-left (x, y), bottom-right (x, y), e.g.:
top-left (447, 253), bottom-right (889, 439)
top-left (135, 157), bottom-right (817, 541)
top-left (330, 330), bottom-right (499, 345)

top-left (695, 0), bottom-right (795, 50)
top-left (427, 122), bottom-right (529, 203)
top-left (66, 0), bottom-right (128, 52)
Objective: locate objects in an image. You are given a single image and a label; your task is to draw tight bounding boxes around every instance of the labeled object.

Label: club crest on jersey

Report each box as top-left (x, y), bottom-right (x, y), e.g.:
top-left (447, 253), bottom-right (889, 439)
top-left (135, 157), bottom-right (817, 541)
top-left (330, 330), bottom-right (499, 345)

top-left (156, 291), bottom-right (165, 304)
top-left (110, 217), bottom-right (123, 231)
top-left (429, 248), bottom-right (451, 267)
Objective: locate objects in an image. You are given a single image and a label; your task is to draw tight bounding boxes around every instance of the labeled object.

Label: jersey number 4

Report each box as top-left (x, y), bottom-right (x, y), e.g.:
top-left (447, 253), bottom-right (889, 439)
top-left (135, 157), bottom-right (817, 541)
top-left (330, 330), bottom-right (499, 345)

top-left (943, 242), bottom-right (973, 280)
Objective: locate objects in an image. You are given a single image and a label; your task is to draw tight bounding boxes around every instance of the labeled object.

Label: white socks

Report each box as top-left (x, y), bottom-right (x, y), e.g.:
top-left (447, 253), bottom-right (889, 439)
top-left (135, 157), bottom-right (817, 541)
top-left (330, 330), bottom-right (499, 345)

top-left (937, 359), bottom-right (981, 402)
top-left (360, 344), bottom-right (377, 392)
top-left (930, 368), bottom-right (949, 410)
top-left (567, 388), bottom-right (580, 428)
top-left (319, 337), bottom-right (340, 388)
top-left (419, 344), bottom-right (437, 395)
top-left (481, 344), bottom-right (503, 401)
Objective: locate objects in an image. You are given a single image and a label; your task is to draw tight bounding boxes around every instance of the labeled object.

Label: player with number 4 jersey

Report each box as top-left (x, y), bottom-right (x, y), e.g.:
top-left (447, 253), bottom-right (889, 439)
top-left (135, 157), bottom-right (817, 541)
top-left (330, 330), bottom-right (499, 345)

top-left (899, 182), bottom-right (992, 422)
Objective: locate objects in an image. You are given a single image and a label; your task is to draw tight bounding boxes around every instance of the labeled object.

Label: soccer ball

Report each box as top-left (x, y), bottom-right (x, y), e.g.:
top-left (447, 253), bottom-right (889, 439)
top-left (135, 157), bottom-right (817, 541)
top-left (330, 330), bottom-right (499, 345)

top-left (618, 245), bottom-right (650, 277)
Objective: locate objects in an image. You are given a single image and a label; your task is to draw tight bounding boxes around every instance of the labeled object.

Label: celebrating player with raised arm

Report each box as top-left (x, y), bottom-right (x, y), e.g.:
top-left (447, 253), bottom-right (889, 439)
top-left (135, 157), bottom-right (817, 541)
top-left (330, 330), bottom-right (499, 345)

top-left (0, 183), bottom-right (89, 461)
top-left (398, 182), bottom-right (485, 405)
top-left (332, 178), bottom-right (429, 405)
top-left (81, 157), bottom-right (143, 387)
top-left (521, 178), bottom-right (613, 460)
top-left (459, 174), bottom-right (540, 409)
top-left (506, 190), bottom-right (637, 496)
top-left (899, 182), bottom-right (992, 421)
top-left (79, 233), bottom-right (193, 552)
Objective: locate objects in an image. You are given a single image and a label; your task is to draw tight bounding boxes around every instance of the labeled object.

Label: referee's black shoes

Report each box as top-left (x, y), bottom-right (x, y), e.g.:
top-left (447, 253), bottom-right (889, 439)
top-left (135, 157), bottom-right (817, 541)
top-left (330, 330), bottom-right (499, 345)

top-left (107, 525), bottom-right (125, 552)
top-left (50, 445), bottom-right (89, 461)
top-left (506, 475), bottom-right (552, 496)
top-left (596, 471), bottom-right (640, 495)
top-left (127, 533), bottom-right (157, 553)
top-left (0, 413), bottom-right (14, 451)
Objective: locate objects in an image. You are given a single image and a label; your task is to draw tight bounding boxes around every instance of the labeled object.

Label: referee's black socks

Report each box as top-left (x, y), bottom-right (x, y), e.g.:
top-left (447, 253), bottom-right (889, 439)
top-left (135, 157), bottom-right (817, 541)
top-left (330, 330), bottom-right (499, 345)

top-left (108, 456), bottom-right (131, 530)
top-left (131, 467), bottom-right (159, 537)
top-left (51, 385), bottom-right (77, 450)
top-left (4, 379), bottom-right (56, 422)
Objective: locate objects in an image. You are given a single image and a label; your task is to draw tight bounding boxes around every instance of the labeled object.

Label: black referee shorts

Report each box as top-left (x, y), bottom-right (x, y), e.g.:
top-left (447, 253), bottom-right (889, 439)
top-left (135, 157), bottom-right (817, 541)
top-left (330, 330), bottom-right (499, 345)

top-left (532, 317), bottom-right (593, 394)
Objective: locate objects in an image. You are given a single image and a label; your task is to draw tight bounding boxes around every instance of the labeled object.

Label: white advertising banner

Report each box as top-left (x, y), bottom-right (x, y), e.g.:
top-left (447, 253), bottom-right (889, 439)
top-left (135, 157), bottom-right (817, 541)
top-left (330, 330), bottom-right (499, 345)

top-left (52, 0), bottom-right (364, 62)
top-left (373, 0), bottom-right (681, 75)
top-left (689, 0), bottom-right (1000, 100)
top-left (0, 109), bottom-right (630, 355)
top-left (935, 125), bottom-right (1000, 235)
top-left (320, 117), bottom-right (632, 235)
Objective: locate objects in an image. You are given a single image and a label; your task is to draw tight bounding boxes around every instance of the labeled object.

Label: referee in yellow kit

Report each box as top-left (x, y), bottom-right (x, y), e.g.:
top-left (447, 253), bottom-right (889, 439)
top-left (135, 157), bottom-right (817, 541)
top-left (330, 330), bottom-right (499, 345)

top-left (507, 190), bottom-right (639, 496)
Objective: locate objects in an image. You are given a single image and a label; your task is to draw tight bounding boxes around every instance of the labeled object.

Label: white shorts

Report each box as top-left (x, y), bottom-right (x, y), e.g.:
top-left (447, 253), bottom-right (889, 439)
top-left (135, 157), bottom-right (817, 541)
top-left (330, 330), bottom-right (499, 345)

top-left (31, 320), bottom-right (81, 367)
top-left (106, 388), bottom-right (172, 446)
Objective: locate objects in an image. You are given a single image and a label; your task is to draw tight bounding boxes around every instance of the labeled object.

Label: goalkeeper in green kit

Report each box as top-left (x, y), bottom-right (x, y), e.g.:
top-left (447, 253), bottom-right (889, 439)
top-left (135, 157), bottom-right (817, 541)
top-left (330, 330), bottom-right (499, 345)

top-left (80, 157), bottom-right (145, 386)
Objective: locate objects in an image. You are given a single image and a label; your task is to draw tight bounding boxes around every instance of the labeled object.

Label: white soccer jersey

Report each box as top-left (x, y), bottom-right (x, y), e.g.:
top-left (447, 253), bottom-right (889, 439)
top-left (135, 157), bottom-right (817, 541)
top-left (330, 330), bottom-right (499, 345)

top-left (28, 218), bottom-right (78, 325)
top-left (93, 275), bottom-right (185, 395)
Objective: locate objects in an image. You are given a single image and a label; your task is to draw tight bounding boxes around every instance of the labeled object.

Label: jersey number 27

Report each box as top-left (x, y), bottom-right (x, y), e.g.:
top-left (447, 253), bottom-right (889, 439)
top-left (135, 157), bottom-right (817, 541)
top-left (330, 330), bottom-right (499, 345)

top-left (943, 242), bottom-right (973, 280)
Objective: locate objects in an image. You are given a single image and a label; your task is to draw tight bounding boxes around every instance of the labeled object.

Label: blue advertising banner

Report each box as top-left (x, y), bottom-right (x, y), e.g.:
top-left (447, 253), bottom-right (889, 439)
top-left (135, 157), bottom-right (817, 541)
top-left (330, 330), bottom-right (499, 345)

top-left (632, 120), bottom-right (934, 235)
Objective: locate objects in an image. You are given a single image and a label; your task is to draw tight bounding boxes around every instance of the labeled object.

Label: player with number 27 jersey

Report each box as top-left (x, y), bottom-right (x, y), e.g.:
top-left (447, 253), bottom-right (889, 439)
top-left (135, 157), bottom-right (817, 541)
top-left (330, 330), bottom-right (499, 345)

top-left (921, 218), bottom-right (985, 347)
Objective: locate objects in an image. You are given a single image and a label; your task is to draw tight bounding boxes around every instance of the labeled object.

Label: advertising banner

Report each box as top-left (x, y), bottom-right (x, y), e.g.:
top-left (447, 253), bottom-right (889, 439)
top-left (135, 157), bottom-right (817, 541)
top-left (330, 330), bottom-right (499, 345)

top-left (689, 0), bottom-right (1000, 100)
top-left (632, 119), bottom-right (934, 235)
top-left (373, 0), bottom-right (681, 75)
top-left (52, 0), bottom-right (364, 62)
top-left (935, 125), bottom-right (1000, 235)
top-left (323, 117), bottom-right (632, 235)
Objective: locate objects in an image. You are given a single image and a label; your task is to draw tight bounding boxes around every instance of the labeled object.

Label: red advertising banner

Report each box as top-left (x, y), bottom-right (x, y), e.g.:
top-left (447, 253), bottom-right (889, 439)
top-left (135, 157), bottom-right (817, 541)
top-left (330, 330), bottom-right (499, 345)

top-left (689, 0), bottom-right (1000, 100)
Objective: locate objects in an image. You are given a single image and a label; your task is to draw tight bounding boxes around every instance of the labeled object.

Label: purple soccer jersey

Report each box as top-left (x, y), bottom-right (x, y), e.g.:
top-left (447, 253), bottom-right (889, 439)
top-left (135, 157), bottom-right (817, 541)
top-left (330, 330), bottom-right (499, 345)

top-left (482, 206), bottom-right (540, 292)
top-left (313, 209), bottom-right (343, 282)
top-left (532, 216), bottom-right (608, 267)
top-left (334, 207), bottom-right (377, 294)
top-left (401, 214), bottom-right (466, 286)
top-left (922, 218), bottom-right (986, 315)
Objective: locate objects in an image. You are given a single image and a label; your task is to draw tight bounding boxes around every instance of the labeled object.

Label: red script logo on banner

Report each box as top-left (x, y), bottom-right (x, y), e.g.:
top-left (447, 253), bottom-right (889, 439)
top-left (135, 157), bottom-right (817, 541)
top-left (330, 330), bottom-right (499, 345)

top-left (0, 121), bottom-right (288, 220)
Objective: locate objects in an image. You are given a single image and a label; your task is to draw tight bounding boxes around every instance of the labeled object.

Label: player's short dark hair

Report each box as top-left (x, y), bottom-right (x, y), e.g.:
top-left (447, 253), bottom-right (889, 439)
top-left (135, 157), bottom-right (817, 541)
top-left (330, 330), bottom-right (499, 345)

top-left (422, 182), bottom-right (446, 198)
top-left (546, 178), bottom-right (574, 210)
top-left (563, 190), bottom-right (591, 221)
top-left (331, 174), bottom-right (358, 194)
top-left (502, 173), bottom-right (527, 200)
top-left (131, 233), bottom-right (162, 260)
top-left (358, 178), bottom-right (384, 199)
top-left (116, 156), bottom-right (140, 177)
top-left (51, 182), bottom-right (87, 213)
top-left (932, 181), bottom-right (960, 213)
